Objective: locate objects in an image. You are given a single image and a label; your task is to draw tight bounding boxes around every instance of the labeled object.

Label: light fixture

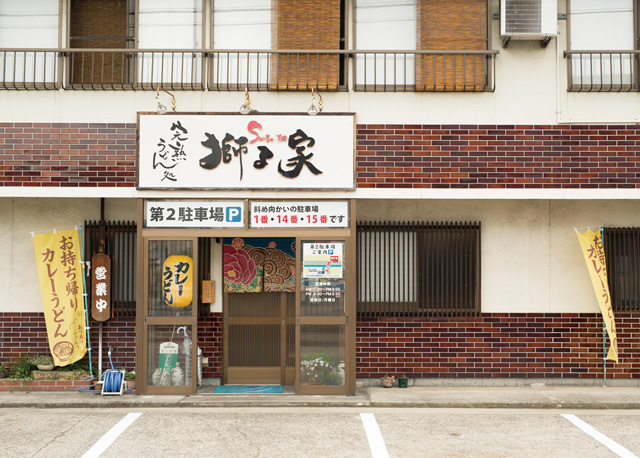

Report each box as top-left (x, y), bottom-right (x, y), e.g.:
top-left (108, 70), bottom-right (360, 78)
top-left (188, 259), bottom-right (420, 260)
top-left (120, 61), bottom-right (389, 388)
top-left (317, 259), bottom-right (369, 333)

top-left (156, 85), bottom-right (176, 114)
top-left (239, 87), bottom-right (252, 115)
top-left (308, 88), bottom-right (323, 116)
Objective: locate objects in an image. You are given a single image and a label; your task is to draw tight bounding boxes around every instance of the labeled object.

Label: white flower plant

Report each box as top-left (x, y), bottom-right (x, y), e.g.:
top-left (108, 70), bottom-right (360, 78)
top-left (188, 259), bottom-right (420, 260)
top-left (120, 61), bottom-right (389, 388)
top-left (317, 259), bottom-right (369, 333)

top-left (300, 352), bottom-right (343, 385)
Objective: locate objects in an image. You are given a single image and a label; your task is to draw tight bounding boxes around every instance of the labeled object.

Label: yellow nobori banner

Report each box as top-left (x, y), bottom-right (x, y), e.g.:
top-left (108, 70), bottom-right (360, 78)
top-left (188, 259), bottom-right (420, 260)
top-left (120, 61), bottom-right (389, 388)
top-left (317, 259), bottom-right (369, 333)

top-left (32, 228), bottom-right (87, 366)
top-left (576, 229), bottom-right (618, 363)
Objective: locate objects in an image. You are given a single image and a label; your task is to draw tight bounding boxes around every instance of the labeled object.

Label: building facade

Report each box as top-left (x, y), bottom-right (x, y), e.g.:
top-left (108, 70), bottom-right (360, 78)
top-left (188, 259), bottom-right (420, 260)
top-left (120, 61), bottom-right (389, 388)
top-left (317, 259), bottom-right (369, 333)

top-left (2, 0), bottom-right (640, 394)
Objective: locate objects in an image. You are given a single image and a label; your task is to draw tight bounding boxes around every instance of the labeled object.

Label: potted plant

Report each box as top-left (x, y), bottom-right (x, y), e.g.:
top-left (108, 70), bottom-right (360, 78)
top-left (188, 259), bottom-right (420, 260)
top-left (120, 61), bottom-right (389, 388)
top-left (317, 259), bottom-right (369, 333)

top-left (397, 374), bottom-right (409, 388)
top-left (380, 375), bottom-right (395, 388)
top-left (124, 370), bottom-right (136, 390)
top-left (301, 352), bottom-right (338, 385)
top-left (30, 355), bottom-right (54, 371)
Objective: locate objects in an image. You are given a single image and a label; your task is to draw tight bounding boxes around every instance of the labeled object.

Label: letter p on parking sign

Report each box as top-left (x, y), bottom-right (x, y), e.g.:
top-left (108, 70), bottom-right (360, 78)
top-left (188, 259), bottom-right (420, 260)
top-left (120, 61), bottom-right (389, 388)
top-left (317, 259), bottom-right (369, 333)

top-left (226, 207), bottom-right (242, 222)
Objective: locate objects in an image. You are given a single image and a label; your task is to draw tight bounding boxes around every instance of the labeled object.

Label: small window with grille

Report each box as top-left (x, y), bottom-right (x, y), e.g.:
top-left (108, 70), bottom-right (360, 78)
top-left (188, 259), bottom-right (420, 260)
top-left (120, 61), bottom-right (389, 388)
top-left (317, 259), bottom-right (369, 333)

top-left (357, 221), bottom-right (481, 318)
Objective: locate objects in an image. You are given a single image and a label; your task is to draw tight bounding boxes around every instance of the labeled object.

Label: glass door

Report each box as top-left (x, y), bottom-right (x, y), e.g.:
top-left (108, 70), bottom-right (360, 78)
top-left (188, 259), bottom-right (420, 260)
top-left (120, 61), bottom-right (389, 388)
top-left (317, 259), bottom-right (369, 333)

top-left (296, 239), bottom-right (352, 394)
top-left (142, 237), bottom-right (198, 394)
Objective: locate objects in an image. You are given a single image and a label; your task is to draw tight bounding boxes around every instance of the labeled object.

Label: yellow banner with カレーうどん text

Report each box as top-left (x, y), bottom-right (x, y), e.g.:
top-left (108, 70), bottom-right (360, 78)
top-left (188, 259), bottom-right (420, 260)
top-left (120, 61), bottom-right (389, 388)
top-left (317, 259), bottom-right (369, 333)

top-left (576, 229), bottom-right (618, 363)
top-left (32, 228), bottom-right (87, 366)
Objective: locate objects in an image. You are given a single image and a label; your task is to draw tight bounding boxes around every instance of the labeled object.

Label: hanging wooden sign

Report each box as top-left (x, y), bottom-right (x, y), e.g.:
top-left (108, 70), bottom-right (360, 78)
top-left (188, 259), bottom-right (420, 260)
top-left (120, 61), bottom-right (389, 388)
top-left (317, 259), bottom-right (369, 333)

top-left (202, 280), bottom-right (215, 303)
top-left (91, 253), bottom-right (111, 321)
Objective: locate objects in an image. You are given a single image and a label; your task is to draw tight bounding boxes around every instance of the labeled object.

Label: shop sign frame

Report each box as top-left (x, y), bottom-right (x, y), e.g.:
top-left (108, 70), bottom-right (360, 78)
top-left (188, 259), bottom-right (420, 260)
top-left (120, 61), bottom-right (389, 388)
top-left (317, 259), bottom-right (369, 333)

top-left (137, 113), bottom-right (356, 191)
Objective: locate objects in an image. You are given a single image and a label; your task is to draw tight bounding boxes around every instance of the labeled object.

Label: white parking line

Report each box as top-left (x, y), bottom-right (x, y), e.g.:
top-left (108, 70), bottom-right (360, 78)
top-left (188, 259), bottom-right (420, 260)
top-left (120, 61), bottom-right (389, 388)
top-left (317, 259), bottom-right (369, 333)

top-left (360, 413), bottom-right (390, 458)
top-left (562, 414), bottom-right (638, 458)
top-left (82, 413), bottom-right (142, 458)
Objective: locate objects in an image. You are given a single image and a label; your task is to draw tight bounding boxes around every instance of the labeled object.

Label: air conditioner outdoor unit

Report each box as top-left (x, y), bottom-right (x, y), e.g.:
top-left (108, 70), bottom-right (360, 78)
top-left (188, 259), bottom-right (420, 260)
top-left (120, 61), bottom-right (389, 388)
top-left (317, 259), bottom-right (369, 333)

top-left (500, 0), bottom-right (557, 48)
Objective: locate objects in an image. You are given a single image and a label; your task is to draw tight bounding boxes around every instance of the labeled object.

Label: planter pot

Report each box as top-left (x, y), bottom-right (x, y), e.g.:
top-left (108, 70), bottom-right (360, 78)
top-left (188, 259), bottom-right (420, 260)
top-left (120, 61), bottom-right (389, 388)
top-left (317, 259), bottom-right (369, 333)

top-left (37, 364), bottom-right (55, 371)
top-left (380, 376), bottom-right (394, 388)
top-left (398, 377), bottom-right (409, 388)
top-left (0, 370), bottom-right (8, 379)
top-left (126, 380), bottom-right (136, 390)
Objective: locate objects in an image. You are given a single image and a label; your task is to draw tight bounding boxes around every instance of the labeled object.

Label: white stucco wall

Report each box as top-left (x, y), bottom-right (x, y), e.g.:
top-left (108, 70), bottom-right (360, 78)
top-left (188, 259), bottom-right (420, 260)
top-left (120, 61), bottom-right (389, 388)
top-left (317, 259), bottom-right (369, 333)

top-left (2, 198), bottom-right (136, 313)
top-left (6, 196), bottom-right (640, 315)
top-left (0, 1), bottom-right (637, 127)
top-left (358, 198), bottom-right (640, 314)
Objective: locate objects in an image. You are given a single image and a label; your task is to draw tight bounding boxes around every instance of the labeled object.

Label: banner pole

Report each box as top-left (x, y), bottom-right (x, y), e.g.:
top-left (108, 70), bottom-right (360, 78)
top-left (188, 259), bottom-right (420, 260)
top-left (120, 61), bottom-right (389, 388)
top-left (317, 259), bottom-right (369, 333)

top-left (78, 226), bottom-right (93, 377)
top-left (603, 318), bottom-right (607, 387)
top-left (600, 226), bottom-right (606, 388)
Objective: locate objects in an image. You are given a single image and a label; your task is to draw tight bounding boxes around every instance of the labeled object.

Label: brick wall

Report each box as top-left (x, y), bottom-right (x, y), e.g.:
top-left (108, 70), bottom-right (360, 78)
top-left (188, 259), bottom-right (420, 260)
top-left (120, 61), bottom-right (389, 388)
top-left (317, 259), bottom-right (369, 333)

top-left (3, 312), bottom-right (637, 382)
top-left (357, 124), bottom-right (640, 188)
top-left (2, 123), bottom-right (640, 188)
top-left (0, 123), bottom-right (136, 187)
top-left (0, 312), bottom-right (223, 379)
top-left (199, 313), bottom-right (223, 378)
top-left (357, 313), bottom-right (639, 379)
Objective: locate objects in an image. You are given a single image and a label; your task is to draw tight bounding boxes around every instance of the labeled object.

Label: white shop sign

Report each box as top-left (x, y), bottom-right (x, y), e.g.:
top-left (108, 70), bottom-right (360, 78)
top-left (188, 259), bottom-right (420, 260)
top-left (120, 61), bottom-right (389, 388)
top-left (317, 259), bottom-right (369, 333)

top-left (249, 201), bottom-right (349, 228)
top-left (138, 114), bottom-right (355, 190)
top-left (144, 200), bottom-right (245, 228)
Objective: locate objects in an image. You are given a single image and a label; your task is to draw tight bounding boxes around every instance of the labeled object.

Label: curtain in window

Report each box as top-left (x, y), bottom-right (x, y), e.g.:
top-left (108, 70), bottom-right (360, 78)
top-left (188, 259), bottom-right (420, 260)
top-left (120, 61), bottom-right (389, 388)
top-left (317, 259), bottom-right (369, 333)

top-left (271, 0), bottom-right (342, 90)
top-left (69, 0), bottom-right (133, 85)
top-left (416, 0), bottom-right (487, 91)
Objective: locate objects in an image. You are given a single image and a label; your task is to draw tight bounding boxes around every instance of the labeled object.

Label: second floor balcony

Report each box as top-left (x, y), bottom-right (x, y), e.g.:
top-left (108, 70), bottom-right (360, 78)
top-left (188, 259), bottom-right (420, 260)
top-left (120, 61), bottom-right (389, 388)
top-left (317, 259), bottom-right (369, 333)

top-left (0, 48), bottom-right (498, 93)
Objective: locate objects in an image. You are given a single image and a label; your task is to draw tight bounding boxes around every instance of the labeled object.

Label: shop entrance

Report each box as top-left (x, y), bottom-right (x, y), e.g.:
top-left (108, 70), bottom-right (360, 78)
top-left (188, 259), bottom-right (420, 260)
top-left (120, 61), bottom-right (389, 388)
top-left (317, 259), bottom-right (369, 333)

top-left (224, 292), bottom-right (295, 384)
top-left (222, 237), bottom-right (297, 385)
top-left (137, 199), bottom-right (356, 396)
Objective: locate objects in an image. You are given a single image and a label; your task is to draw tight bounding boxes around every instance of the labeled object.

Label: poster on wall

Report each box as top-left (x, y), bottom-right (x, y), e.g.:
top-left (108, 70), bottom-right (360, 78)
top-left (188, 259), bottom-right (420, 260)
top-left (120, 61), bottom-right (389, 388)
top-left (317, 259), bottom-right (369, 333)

top-left (302, 242), bottom-right (344, 278)
top-left (138, 114), bottom-right (355, 190)
top-left (223, 237), bottom-right (296, 293)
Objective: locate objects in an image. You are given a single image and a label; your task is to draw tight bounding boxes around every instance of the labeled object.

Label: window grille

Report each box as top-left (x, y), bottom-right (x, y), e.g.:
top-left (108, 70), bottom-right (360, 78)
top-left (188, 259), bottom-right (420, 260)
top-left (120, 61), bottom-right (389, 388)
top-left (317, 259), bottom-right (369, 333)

top-left (357, 221), bottom-right (481, 317)
top-left (84, 220), bottom-right (137, 318)
top-left (603, 227), bottom-right (640, 312)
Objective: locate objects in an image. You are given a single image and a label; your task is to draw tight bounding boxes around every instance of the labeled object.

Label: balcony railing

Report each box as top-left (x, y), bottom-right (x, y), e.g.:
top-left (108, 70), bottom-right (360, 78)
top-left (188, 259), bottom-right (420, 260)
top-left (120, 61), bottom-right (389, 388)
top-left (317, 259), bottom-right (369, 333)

top-left (0, 48), bottom-right (498, 92)
top-left (564, 50), bottom-right (640, 92)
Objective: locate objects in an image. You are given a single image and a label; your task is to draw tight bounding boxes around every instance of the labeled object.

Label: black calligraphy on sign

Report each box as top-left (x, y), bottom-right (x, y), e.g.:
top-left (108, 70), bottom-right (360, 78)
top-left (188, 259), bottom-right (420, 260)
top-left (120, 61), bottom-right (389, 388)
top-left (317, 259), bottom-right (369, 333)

top-left (153, 121), bottom-right (189, 182)
top-left (200, 132), bottom-right (249, 179)
top-left (198, 124), bottom-right (323, 181)
top-left (278, 129), bottom-right (322, 178)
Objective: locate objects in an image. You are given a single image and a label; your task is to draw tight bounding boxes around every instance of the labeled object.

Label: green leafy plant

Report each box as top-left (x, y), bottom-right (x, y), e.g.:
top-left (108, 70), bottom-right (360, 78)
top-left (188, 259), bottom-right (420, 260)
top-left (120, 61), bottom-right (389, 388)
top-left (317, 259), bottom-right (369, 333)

top-left (124, 370), bottom-right (136, 381)
top-left (30, 355), bottom-right (54, 366)
top-left (10, 355), bottom-right (36, 380)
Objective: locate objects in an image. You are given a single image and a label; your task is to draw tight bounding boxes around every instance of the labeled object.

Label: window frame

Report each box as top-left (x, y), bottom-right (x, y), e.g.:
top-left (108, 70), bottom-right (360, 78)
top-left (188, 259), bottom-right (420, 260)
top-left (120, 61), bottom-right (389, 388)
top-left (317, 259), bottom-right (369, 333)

top-left (356, 221), bottom-right (481, 318)
top-left (603, 226), bottom-right (640, 313)
top-left (566, 0), bottom-right (640, 91)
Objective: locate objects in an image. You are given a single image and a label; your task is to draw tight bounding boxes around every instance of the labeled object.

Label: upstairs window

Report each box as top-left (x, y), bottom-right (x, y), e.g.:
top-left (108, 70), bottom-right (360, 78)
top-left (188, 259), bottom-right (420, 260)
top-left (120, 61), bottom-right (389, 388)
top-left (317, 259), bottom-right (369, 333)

top-left (568, 0), bottom-right (637, 91)
top-left (355, 0), bottom-right (489, 91)
top-left (138, 0), bottom-right (203, 88)
top-left (68, 0), bottom-right (134, 86)
top-left (212, 0), bottom-right (343, 91)
top-left (0, 0), bottom-right (59, 87)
